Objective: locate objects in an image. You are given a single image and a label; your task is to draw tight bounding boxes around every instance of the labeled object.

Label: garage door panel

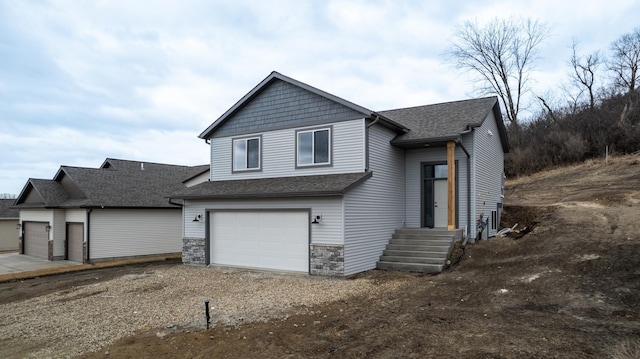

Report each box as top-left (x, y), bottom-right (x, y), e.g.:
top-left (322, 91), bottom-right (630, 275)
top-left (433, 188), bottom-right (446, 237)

top-left (210, 211), bottom-right (309, 272)
top-left (261, 227), bottom-right (284, 239)
top-left (24, 222), bottom-right (49, 259)
top-left (67, 223), bottom-right (84, 262)
top-left (236, 226), bottom-right (260, 238)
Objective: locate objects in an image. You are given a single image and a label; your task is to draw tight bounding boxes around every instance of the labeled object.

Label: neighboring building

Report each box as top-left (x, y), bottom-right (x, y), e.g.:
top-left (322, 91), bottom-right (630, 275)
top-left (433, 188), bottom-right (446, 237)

top-left (0, 199), bottom-right (19, 251)
top-left (13, 159), bottom-right (208, 262)
top-left (171, 71), bottom-right (509, 276)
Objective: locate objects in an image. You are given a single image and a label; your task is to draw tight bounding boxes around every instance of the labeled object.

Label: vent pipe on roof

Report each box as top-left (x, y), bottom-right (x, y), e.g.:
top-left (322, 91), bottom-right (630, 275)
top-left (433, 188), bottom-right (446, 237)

top-left (141, 163), bottom-right (145, 170)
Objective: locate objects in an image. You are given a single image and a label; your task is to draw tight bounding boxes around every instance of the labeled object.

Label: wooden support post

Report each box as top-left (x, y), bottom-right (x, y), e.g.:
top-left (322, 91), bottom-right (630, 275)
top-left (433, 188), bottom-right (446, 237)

top-left (447, 141), bottom-right (456, 231)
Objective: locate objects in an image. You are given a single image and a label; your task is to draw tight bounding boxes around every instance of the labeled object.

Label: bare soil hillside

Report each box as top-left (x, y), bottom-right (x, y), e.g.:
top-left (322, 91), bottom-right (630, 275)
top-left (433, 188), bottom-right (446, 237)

top-left (3, 155), bottom-right (640, 358)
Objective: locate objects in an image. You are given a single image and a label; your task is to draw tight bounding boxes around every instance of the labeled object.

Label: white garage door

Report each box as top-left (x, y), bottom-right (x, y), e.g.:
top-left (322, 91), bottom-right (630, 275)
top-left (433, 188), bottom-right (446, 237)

top-left (24, 222), bottom-right (49, 259)
top-left (210, 211), bottom-right (309, 272)
top-left (67, 223), bottom-right (84, 262)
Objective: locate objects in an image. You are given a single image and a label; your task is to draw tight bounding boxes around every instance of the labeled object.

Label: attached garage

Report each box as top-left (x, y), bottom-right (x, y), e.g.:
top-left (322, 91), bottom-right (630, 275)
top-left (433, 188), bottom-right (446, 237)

top-left (66, 222), bottom-right (84, 262)
top-left (23, 221), bottom-right (49, 259)
top-left (209, 210), bottom-right (309, 273)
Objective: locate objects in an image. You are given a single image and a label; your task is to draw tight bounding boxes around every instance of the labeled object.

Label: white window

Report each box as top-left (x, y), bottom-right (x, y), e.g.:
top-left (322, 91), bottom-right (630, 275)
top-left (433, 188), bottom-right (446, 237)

top-left (297, 128), bottom-right (331, 166)
top-left (233, 137), bottom-right (261, 171)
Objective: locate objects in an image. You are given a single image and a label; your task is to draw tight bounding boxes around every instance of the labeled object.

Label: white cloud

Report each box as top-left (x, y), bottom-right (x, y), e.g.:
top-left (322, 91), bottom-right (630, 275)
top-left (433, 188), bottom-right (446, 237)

top-left (2, 0), bottom-right (640, 194)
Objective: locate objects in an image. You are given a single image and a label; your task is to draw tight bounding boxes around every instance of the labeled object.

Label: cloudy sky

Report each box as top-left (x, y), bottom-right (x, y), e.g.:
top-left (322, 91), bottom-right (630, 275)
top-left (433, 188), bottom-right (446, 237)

top-left (1, 0), bottom-right (638, 195)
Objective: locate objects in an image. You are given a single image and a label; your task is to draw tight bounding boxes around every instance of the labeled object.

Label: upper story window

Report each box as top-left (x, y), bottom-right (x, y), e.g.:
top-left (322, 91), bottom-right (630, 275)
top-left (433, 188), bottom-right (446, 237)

top-left (296, 127), bottom-right (331, 167)
top-left (233, 136), bottom-right (261, 172)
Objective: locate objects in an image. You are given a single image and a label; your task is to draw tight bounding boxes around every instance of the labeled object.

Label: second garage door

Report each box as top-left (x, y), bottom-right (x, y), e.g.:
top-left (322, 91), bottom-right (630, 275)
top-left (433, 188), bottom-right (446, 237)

top-left (210, 211), bottom-right (309, 272)
top-left (67, 223), bottom-right (84, 262)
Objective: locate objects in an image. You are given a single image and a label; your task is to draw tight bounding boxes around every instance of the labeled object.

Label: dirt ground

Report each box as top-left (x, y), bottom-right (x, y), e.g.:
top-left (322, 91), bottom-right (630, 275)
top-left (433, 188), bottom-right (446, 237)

top-left (3, 154), bottom-right (640, 358)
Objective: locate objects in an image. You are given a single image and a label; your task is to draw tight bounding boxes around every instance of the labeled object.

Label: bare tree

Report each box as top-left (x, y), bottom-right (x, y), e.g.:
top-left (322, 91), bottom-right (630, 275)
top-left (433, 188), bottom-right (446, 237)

top-left (609, 27), bottom-right (640, 98)
top-left (609, 27), bottom-right (640, 125)
top-left (569, 40), bottom-right (602, 110)
top-left (446, 17), bottom-right (550, 126)
top-left (0, 193), bottom-right (17, 199)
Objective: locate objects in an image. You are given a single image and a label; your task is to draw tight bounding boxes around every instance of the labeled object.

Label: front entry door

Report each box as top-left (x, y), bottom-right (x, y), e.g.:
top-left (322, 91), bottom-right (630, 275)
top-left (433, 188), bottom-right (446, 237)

top-left (423, 163), bottom-right (453, 228)
top-left (433, 180), bottom-right (448, 227)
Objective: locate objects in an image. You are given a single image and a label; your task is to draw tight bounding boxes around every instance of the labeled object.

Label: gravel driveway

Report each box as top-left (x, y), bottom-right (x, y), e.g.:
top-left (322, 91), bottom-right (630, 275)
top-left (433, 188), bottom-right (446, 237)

top-left (0, 264), bottom-right (407, 358)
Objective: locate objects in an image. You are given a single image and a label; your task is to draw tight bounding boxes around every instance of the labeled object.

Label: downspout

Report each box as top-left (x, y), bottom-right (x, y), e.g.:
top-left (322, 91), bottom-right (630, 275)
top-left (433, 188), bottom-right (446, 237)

top-left (456, 135), bottom-right (472, 247)
top-left (364, 115), bottom-right (380, 171)
top-left (86, 209), bottom-right (92, 263)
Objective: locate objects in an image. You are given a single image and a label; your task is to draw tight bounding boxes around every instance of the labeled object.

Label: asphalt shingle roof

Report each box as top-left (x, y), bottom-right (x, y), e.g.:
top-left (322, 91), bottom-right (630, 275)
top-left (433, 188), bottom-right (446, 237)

top-left (14, 159), bottom-right (209, 209)
top-left (28, 179), bottom-right (71, 206)
top-left (0, 199), bottom-right (19, 218)
top-left (170, 172), bottom-right (372, 199)
top-left (379, 96), bottom-right (499, 145)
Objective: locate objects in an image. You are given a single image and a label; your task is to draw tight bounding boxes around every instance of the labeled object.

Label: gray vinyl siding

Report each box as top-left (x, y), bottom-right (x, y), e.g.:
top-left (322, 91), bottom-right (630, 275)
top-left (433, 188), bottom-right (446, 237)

top-left (211, 79), bottom-right (365, 138)
top-left (471, 111), bottom-right (505, 237)
top-left (343, 124), bottom-right (405, 276)
top-left (183, 196), bottom-right (343, 245)
top-left (404, 146), bottom-right (469, 230)
top-left (210, 119), bottom-right (366, 180)
top-left (65, 209), bottom-right (85, 223)
top-left (90, 209), bottom-right (182, 259)
top-left (20, 209), bottom-right (53, 224)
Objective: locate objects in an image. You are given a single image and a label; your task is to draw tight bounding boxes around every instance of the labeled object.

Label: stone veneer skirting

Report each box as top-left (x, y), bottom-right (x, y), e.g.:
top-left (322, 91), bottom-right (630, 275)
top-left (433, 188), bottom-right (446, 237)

top-left (182, 237), bottom-right (206, 264)
top-left (182, 238), bottom-right (344, 276)
top-left (310, 244), bottom-right (344, 276)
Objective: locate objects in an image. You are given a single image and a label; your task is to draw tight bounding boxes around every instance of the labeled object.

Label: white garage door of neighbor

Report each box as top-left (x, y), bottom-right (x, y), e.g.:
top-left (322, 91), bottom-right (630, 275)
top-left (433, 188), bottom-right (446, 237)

top-left (210, 211), bottom-right (309, 272)
top-left (24, 222), bottom-right (49, 259)
top-left (67, 223), bottom-right (84, 262)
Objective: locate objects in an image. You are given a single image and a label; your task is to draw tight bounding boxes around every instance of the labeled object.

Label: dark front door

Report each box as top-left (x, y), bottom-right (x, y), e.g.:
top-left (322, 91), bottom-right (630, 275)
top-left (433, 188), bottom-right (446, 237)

top-left (422, 163), bottom-right (451, 228)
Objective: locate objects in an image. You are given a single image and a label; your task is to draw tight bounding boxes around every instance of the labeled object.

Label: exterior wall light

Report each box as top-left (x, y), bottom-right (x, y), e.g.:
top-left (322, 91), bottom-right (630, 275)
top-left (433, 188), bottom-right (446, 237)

top-left (193, 214), bottom-right (202, 222)
top-left (16, 223), bottom-right (21, 230)
top-left (45, 225), bottom-right (52, 232)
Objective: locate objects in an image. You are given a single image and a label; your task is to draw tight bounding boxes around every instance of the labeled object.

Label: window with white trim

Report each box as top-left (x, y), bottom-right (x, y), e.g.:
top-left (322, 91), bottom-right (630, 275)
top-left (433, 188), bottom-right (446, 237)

top-left (297, 128), bottom-right (331, 166)
top-left (233, 137), bottom-right (261, 171)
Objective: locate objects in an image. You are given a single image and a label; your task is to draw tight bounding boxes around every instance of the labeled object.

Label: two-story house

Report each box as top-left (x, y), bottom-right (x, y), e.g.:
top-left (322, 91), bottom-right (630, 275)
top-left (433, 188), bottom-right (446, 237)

top-left (171, 71), bottom-right (509, 276)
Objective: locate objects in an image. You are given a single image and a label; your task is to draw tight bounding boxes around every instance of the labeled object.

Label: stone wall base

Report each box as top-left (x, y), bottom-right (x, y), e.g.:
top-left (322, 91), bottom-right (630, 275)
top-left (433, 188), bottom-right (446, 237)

top-left (183, 237), bottom-right (206, 264)
top-left (310, 244), bottom-right (344, 276)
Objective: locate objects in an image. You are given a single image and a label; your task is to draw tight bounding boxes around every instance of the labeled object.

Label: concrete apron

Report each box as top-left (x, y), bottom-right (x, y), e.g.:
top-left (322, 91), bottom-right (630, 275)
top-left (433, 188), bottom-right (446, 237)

top-left (0, 252), bottom-right (182, 283)
top-left (0, 252), bottom-right (81, 275)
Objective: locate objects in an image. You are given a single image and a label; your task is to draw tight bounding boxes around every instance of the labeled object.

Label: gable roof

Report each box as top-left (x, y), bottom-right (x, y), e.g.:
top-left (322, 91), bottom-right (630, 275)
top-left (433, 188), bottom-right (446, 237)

top-left (14, 159), bottom-right (208, 209)
top-left (0, 199), bottom-right (19, 219)
top-left (199, 71), bottom-right (408, 139)
top-left (380, 96), bottom-right (509, 151)
top-left (17, 179), bottom-right (71, 207)
top-left (170, 172), bottom-right (372, 200)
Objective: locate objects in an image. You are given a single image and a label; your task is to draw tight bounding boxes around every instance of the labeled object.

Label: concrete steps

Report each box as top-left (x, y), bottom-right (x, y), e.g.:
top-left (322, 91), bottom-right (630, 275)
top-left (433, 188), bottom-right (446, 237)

top-left (377, 228), bottom-right (461, 274)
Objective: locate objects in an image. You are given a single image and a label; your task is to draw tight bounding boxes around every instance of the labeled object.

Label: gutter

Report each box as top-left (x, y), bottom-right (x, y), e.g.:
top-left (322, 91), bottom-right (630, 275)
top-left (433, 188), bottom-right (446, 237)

top-left (391, 135), bottom-right (460, 147)
top-left (168, 198), bottom-right (184, 207)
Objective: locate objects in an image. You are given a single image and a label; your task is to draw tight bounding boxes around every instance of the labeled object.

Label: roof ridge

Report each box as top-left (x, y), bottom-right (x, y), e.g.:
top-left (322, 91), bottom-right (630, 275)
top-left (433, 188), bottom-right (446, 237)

top-left (103, 158), bottom-right (202, 169)
top-left (380, 96), bottom-right (497, 113)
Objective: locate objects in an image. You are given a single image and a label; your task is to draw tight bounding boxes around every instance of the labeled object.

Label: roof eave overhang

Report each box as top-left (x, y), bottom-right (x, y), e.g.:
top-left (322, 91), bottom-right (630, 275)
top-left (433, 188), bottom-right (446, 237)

top-left (391, 135), bottom-right (461, 149)
top-left (80, 205), bottom-right (181, 210)
top-left (370, 112), bottom-right (410, 133)
top-left (172, 191), bottom-right (346, 201)
top-left (170, 171), bottom-right (372, 201)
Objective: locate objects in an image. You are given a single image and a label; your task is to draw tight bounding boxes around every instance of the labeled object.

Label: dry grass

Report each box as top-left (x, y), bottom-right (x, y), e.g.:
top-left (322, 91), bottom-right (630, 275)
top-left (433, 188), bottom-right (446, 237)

top-left (609, 339), bottom-right (640, 359)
